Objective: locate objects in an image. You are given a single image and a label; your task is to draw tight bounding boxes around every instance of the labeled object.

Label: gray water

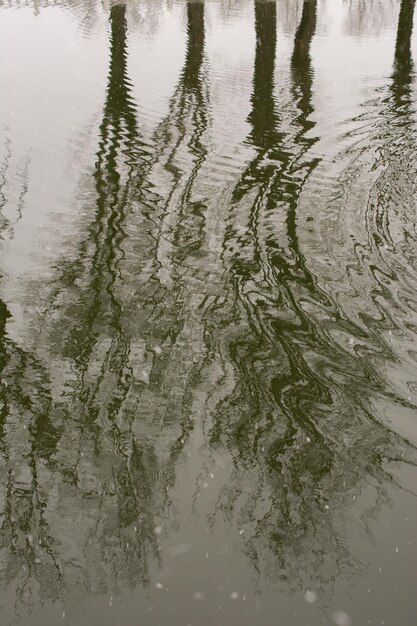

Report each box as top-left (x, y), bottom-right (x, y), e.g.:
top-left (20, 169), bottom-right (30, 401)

top-left (0, 1), bottom-right (416, 624)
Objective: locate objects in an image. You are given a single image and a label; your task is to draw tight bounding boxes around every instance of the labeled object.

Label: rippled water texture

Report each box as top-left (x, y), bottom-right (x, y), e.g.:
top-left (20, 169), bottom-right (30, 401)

top-left (0, 0), bottom-right (416, 624)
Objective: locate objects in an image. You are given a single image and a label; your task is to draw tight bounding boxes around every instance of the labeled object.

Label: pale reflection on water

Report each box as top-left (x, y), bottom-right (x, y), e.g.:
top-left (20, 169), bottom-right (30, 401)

top-left (0, 1), bottom-right (416, 625)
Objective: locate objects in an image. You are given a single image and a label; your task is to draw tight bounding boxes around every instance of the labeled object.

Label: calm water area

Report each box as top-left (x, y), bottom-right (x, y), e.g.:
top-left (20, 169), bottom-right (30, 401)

top-left (0, 0), bottom-right (416, 624)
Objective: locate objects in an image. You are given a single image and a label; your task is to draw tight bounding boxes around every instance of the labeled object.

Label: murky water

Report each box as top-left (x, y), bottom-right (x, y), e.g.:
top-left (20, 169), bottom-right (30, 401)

top-left (0, 0), bottom-right (416, 624)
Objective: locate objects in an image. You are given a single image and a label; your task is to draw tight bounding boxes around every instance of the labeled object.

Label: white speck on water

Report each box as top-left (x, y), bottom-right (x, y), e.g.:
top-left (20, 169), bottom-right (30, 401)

top-left (325, 505), bottom-right (330, 510)
top-left (27, 534), bottom-right (33, 546)
top-left (349, 337), bottom-right (354, 345)
top-left (379, 567), bottom-right (382, 572)
top-left (304, 590), bottom-right (317, 603)
top-left (155, 526), bottom-right (162, 535)
top-left (153, 345), bottom-right (162, 355)
top-left (155, 583), bottom-right (163, 590)
top-left (395, 547), bottom-right (399, 553)
top-left (109, 596), bottom-right (112, 607)
top-left (134, 526), bottom-right (137, 532)
top-left (306, 436), bottom-right (311, 443)
top-left (332, 610), bottom-right (351, 626)
top-left (352, 495), bottom-right (356, 501)
top-left (192, 591), bottom-right (205, 601)
top-left (206, 552), bottom-right (209, 558)
top-left (62, 612), bottom-right (65, 619)
top-left (209, 473), bottom-right (214, 479)
top-left (239, 529), bottom-right (244, 535)
top-left (230, 592), bottom-right (239, 600)
top-left (141, 370), bottom-right (149, 384)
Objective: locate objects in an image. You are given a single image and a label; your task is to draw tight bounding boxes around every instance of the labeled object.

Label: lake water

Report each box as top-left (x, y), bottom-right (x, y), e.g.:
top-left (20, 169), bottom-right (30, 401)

top-left (0, 0), bottom-right (416, 624)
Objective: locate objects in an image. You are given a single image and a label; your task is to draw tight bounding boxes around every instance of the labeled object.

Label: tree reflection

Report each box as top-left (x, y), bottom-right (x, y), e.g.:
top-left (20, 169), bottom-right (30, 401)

top-left (209, 0), bottom-right (412, 593)
top-left (392, 0), bottom-right (416, 102)
top-left (0, 0), bottom-right (415, 617)
top-left (0, 0), bottom-right (215, 612)
top-left (343, 0), bottom-right (398, 38)
top-left (0, 3), bottom-right (165, 609)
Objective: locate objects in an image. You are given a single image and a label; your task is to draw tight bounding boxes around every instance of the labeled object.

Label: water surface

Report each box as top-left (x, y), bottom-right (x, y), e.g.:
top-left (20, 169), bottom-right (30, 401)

top-left (0, 1), bottom-right (416, 625)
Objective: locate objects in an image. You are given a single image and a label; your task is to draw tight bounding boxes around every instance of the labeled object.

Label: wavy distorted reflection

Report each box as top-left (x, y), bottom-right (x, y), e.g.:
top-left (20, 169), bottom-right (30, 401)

top-left (0, 0), bottom-right (416, 619)
top-left (0, 1), bottom-right (214, 612)
top-left (208, 0), bottom-right (416, 592)
top-left (0, 4), bottom-right (161, 609)
top-left (321, 0), bottom-right (417, 414)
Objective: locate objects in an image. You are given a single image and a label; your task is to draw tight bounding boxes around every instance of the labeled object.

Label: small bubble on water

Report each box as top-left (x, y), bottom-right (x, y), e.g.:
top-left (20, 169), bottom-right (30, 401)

top-left (230, 592), bottom-right (239, 600)
top-left (155, 583), bottom-right (163, 590)
top-left (239, 529), bottom-right (245, 535)
top-left (304, 590), bottom-right (317, 603)
top-left (306, 436), bottom-right (311, 443)
top-left (395, 547), bottom-right (399, 553)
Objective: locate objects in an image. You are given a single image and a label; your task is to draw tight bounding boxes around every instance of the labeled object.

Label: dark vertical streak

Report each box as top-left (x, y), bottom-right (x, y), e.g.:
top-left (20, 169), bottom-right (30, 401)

top-left (392, 0), bottom-right (416, 102)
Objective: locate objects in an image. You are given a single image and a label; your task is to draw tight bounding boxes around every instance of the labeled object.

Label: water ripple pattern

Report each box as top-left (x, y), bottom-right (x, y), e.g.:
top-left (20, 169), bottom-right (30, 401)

top-left (0, 1), bottom-right (416, 625)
